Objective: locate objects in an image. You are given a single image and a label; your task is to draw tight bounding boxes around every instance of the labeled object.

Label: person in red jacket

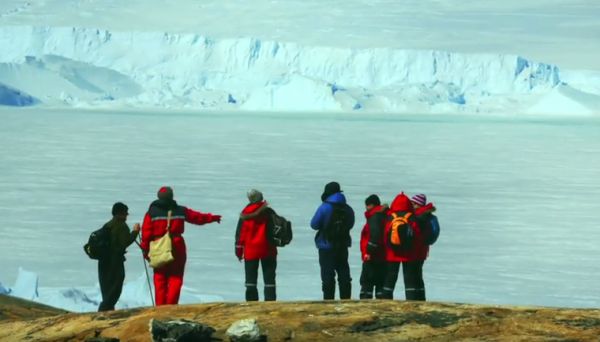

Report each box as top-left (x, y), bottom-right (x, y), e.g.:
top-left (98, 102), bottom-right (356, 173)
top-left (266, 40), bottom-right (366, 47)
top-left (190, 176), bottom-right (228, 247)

top-left (409, 193), bottom-right (437, 300)
top-left (382, 192), bottom-right (425, 300)
top-left (141, 186), bottom-right (221, 306)
top-left (235, 189), bottom-right (278, 301)
top-left (359, 194), bottom-right (388, 299)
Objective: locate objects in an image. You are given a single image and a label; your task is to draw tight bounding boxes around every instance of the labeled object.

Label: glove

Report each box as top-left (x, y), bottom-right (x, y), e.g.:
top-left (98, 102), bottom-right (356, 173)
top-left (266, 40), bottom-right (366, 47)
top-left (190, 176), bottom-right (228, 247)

top-left (235, 245), bottom-right (243, 261)
top-left (213, 215), bottom-right (222, 224)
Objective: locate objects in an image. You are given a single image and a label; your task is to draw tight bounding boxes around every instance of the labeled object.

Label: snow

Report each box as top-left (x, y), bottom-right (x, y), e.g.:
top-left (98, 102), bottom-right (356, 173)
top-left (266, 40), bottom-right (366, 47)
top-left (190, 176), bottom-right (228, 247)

top-left (0, 0), bottom-right (599, 312)
top-left (10, 268), bottom-right (38, 301)
top-left (0, 110), bottom-right (599, 310)
top-left (0, 82), bottom-right (38, 106)
top-left (0, 25), bottom-right (587, 114)
top-left (3, 268), bottom-right (222, 312)
top-left (0, 0), bottom-right (598, 114)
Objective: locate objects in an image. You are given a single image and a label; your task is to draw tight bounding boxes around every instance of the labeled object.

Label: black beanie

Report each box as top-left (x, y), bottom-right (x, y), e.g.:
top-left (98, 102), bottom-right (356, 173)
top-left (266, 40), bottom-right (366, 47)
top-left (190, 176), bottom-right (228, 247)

top-left (112, 202), bottom-right (128, 216)
top-left (365, 194), bottom-right (381, 206)
top-left (321, 181), bottom-right (342, 202)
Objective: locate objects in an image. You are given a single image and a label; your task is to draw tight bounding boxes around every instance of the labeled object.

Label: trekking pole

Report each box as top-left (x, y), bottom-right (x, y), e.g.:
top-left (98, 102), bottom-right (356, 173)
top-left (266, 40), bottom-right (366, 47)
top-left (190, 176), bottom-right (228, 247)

top-left (135, 238), bottom-right (155, 307)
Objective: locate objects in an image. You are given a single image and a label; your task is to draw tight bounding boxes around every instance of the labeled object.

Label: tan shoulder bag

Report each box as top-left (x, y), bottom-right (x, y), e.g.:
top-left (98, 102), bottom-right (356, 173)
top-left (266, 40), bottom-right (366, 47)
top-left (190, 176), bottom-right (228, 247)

top-left (148, 210), bottom-right (175, 269)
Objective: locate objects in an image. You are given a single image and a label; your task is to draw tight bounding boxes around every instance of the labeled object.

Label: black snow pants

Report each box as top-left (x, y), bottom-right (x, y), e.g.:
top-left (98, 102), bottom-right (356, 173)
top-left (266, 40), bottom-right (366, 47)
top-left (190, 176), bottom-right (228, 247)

top-left (244, 257), bottom-right (277, 301)
top-left (381, 260), bottom-right (426, 300)
top-left (98, 257), bottom-right (125, 311)
top-left (359, 260), bottom-right (387, 299)
top-left (319, 247), bottom-right (352, 300)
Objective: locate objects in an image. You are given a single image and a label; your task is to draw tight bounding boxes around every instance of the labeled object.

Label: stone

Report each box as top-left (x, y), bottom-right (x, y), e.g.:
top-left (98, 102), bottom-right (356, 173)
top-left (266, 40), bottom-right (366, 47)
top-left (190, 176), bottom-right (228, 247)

top-left (150, 318), bottom-right (216, 342)
top-left (226, 318), bottom-right (264, 342)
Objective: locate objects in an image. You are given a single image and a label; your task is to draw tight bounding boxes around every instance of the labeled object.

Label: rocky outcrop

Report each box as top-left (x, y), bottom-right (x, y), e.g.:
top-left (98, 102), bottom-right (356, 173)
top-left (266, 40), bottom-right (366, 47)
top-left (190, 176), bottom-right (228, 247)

top-left (0, 294), bottom-right (66, 322)
top-left (0, 298), bottom-right (599, 341)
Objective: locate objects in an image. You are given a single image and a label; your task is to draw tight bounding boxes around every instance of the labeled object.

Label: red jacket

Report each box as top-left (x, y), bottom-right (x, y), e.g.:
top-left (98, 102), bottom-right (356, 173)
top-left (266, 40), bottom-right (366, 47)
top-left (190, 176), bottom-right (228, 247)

top-left (141, 199), bottom-right (220, 260)
top-left (360, 205), bottom-right (388, 262)
top-left (384, 193), bottom-right (423, 263)
top-left (236, 201), bottom-right (277, 261)
top-left (413, 203), bottom-right (436, 260)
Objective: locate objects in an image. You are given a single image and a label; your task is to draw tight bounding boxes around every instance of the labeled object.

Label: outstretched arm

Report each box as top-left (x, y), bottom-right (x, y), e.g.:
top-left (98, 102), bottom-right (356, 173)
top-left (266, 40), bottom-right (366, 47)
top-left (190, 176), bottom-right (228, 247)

top-left (185, 207), bottom-right (221, 225)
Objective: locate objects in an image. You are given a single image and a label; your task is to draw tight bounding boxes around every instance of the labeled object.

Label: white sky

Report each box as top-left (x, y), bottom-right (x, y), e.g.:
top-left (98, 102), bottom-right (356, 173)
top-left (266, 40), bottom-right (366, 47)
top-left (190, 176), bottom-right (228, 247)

top-left (1, 0), bottom-right (599, 70)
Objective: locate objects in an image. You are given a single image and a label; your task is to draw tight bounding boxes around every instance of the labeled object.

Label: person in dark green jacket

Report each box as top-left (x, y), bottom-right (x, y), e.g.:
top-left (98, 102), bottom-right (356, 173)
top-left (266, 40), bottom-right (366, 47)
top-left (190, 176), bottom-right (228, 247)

top-left (98, 202), bottom-right (140, 311)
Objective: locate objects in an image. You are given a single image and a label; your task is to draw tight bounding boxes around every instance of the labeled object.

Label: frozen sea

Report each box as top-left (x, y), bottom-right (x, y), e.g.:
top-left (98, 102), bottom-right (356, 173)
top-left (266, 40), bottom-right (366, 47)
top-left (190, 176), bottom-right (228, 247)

top-left (0, 109), bottom-right (599, 309)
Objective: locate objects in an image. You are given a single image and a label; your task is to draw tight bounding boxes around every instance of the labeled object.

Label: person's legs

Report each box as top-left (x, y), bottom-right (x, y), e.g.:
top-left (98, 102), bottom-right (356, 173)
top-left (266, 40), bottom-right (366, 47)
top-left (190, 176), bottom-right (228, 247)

top-left (98, 260), bottom-right (125, 311)
top-left (319, 249), bottom-right (336, 300)
top-left (98, 259), bottom-right (110, 311)
top-left (261, 257), bottom-right (277, 301)
top-left (335, 248), bottom-right (352, 299)
top-left (244, 259), bottom-right (260, 301)
top-left (403, 260), bottom-right (426, 301)
top-left (359, 261), bottom-right (375, 299)
top-left (382, 262), bottom-right (400, 299)
top-left (374, 261), bottom-right (387, 299)
top-left (153, 267), bottom-right (169, 306)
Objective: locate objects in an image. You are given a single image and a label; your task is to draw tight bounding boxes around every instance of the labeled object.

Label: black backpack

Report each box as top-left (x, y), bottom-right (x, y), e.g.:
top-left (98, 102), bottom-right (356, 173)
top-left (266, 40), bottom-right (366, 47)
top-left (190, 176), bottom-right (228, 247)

top-left (269, 210), bottom-right (293, 247)
top-left (83, 225), bottom-right (110, 260)
top-left (322, 203), bottom-right (350, 246)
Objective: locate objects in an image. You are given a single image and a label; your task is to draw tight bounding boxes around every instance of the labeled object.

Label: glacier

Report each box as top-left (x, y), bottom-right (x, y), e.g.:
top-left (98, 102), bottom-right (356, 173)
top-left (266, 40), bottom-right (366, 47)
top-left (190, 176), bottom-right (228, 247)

top-left (0, 26), bottom-right (598, 114)
top-left (2, 268), bottom-right (222, 312)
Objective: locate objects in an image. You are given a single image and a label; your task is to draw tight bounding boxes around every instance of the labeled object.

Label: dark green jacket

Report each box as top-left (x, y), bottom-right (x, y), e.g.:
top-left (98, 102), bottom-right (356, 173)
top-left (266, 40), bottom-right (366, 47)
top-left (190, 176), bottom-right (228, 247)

top-left (103, 219), bottom-right (139, 262)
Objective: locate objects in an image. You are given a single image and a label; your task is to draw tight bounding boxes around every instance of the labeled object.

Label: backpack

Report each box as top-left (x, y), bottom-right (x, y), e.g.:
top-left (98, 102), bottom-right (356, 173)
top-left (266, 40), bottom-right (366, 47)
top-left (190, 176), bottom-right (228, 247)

top-left (388, 212), bottom-right (414, 251)
top-left (423, 214), bottom-right (440, 245)
top-left (269, 210), bottom-right (293, 247)
top-left (83, 225), bottom-right (110, 260)
top-left (322, 203), bottom-right (350, 246)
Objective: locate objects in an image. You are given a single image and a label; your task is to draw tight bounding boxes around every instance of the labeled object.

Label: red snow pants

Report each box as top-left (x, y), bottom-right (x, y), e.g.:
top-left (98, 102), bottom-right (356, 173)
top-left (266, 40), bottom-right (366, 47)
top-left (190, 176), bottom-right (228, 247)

top-left (153, 237), bottom-right (187, 305)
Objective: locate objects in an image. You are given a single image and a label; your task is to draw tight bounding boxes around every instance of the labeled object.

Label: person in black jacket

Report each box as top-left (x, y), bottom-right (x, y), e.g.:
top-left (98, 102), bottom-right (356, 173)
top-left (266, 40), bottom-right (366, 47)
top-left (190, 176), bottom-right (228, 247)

top-left (359, 194), bottom-right (388, 299)
top-left (98, 202), bottom-right (140, 311)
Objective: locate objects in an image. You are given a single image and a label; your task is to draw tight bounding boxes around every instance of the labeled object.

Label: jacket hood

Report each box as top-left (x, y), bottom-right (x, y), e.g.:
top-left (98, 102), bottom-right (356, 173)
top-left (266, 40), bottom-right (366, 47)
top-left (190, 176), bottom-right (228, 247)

top-left (323, 192), bottom-right (347, 204)
top-left (364, 204), bottom-right (389, 219)
top-left (240, 201), bottom-right (268, 220)
top-left (390, 193), bottom-right (414, 213)
top-left (415, 203), bottom-right (436, 216)
top-left (150, 199), bottom-right (178, 211)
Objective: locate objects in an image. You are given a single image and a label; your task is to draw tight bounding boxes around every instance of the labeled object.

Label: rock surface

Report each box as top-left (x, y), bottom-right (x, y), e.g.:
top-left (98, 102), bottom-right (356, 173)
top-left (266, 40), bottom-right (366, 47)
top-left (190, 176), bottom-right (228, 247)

top-left (150, 318), bottom-right (216, 342)
top-left (0, 297), bottom-right (599, 341)
top-left (0, 294), bottom-right (66, 322)
top-left (226, 318), bottom-right (263, 342)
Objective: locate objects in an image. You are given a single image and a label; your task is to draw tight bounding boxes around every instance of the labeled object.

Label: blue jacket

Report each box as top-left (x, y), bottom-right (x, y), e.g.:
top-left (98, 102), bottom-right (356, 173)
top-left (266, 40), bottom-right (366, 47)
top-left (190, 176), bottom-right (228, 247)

top-left (310, 192), bottom-right (355, 249)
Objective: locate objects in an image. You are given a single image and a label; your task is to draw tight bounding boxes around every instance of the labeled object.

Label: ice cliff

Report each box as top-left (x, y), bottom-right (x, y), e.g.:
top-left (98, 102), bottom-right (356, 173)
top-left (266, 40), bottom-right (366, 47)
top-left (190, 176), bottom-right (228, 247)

top-left (0, 26), bottom-right (598, 114)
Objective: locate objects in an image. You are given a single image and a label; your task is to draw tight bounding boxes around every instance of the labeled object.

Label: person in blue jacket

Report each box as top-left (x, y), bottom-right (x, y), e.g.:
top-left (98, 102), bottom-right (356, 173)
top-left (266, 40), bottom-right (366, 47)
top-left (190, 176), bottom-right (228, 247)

top-left (311, 181), bottom-right (355, 300)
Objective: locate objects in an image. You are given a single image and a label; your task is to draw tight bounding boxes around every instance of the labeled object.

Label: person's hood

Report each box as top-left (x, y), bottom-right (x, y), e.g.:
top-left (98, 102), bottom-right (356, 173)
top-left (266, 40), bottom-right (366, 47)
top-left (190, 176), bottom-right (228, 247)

top-left (389, 193), bottom-right (414, 213)
top-left (150, 198), bottom-right (178, 211)
top-left (364, 204), bottom-right (389, 219)
top-left (323, 192), bottom-right (347, 204)
top-left (415, 203), bottom-right (436, 216)
top-left (240, 201), bottom-right (269, 220)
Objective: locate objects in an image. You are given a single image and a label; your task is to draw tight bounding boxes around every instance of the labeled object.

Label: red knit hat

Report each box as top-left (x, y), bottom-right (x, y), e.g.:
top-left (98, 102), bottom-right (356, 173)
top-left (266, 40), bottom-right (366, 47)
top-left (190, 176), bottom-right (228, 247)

top-left (411, 194), bottom-right (427, 206)
top-left (157, 186), bottom-right (174, 200)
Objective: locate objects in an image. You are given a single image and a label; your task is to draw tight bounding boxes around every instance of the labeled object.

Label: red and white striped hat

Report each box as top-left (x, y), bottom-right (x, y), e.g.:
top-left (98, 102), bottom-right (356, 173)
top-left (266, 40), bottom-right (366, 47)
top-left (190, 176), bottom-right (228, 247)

top-left (411, 194), bottom-right (427, 206)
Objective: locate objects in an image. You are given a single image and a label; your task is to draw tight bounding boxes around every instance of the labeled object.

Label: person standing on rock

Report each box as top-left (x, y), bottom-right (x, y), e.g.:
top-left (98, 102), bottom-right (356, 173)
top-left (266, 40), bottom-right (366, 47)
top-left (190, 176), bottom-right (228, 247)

top-left (382, 192), bottom-right (423, 300)
top-left (235, 189), bottom-right (278, 301)
top-left (407, 193), bottom-right (438, 301)
top-left (98, 202), bottom-right (140, 311)
top-left (359, 194), bottom-right (388, 299)
top-left (311, 181), bottom-right (355, 300)
top-left (141, 186), bottom-right (222, 306)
